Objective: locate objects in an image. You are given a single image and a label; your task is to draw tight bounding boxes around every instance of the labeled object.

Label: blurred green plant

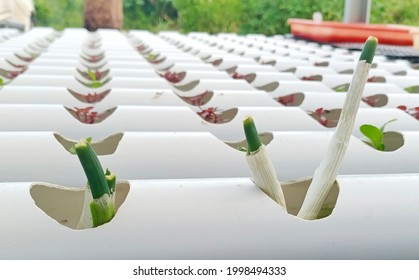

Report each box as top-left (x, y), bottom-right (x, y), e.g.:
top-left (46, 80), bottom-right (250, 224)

top-left (123, 0), bottom-right (178, 31)
top-left (34, 0), bottom-right (84, 30)
top-left (238, 0), bottom-right (344, 35)
top-left (33, 0), bottom-right (419, 34)
top-left (173, 0), bottom-right (241, 33)
top-left (370, 0), bottom-right (419, 26)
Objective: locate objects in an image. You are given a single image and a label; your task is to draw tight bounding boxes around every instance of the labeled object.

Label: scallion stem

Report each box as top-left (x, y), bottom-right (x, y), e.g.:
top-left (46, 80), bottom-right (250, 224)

top-left (74, 138), bottom-right (116, 228)
top-left (297, 36), bottom-right (378, 220)
top-left (243, 116), bottom-right (286, 207)
top-left (75, 138), bottom-right (109, 199)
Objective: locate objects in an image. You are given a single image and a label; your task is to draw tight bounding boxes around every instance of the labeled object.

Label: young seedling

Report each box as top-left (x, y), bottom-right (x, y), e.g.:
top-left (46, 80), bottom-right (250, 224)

top-left (161, 71), bottom-right (184, 83)
top-left (333, 83), bottom-right (350, 92)
top-left (277, 93), bottom-right (304, 107)
top-left (297, 36), bottom-right (378, 220)
top-left (65, 106), bottom-right (117, 124)
top-left (67, 88), bottom-right (111, 104)
top-left (0, 74), bottom-right (12, 86)
top-left (360, 119), bottom-right (397, 151)
top-left (243, 115), bottom-right (286, 207)
top-left (76, 74), bottom-right (111, 89)
top-left (309, 107), bottom-right (341, 128)
top-left (71, 138), bottom-right (116, 229)
top-left (404, 85), bottom-right (419, 93)
top-left (398, 105), bottom-right (419, 120)
top-left (197, 107), bottom-right (220, 123)
top-left (87, 68), bottom-right (103, 88)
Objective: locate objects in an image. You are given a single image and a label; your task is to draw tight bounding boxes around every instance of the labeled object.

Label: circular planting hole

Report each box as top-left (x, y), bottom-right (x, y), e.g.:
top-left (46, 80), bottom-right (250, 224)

top-left (307, 108), bottom-right (342, 128)
top-left (30, 181), bottom-right (130, 230)
top-left (281, 177), bottom-right (339, 220)
top-left (360, 131), bottom-right (404, 152)
top-left (64, 106), bottom-right (117, 124)
top-left (275, 92), bottom-right (305, 106)
top-left (196, 107), bottom-right (238, 124)
top-left (362, 94), bottom-right (388, 107)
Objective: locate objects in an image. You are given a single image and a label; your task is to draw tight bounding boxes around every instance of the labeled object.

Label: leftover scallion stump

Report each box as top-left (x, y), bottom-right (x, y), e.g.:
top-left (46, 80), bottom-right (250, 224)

top-left (298, 36), bottom-right (378, 220)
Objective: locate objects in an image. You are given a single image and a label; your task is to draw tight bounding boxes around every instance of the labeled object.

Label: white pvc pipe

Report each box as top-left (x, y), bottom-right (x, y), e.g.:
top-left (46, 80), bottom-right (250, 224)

top-left (1, 174), bottom-right (419, 259)
top-left (0, 130), bottom-right (415, 185)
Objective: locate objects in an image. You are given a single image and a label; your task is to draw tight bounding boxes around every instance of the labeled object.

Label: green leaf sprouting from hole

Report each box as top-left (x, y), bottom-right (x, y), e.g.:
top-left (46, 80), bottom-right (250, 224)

top-left (405, 85), bottom-right (419, 94)
top-left (333, 83), bottom-right (349, 92)
top-left (379, 118), bottom-right (397, 132)
top-left (0, 78), bottom-right (3, 87)
top-left (90, 81), bottom-right (103, 88)
top-left (87, 68), bottom-right (97, 81)
top-left (360, 124), bottom-right (383, 150)
top-left (360, 119), bottom-right (397, 151)
top-left (147, 53), bottom-right (157, 61)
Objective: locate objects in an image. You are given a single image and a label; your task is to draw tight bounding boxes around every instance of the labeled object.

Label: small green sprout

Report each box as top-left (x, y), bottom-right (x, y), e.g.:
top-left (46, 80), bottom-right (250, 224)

top-left (360, 119), bottom-right (397, 151)
top-left (147, 53), bottom-right (157, 61)
top-left (87, 68), bottom-right (96, 81)
top-left (333, 83), bottom-right (350, 92)
top-left (242, 115), bottom-right (286, 207)
top-left (87, 68), bottom-right (103, 88)
top-left (0, 78), bottom-right (3, 87)
top-left (405, 85), bottom-right (419, 94)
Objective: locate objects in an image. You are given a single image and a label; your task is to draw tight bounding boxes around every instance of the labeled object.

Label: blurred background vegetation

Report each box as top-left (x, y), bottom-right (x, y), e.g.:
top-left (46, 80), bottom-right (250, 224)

top-left (34, 0), bottom-right (418, 34)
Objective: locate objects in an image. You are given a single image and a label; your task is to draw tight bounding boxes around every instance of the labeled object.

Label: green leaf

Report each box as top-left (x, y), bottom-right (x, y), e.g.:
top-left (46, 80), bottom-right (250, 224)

top-left (333, 83), bottom-right (349, 92)
top-left (0, 78), bottom-right (3, 87)
top-left (90, 81), bottom-right (103, 88)
top-left (376, 143), bottom-right (385, 151)
top-left (379, 118), bottom-right (397, 132)
top-left (405, 85), bottom-right (419, 93)
top-left (360, 119), bottom-right (398, 151)
top-left (360, 124), bottom-right (383, 149)
top-left (87, 68), bottom-right (97, 81)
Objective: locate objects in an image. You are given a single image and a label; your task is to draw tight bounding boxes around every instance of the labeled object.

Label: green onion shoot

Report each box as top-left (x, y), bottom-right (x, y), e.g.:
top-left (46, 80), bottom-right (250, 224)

top-left (73, 138), bottom-right (116, 229)
top-left (243, 115), bottom-right (286, 207)
top-left (297, 36), bottom-right (378, 220)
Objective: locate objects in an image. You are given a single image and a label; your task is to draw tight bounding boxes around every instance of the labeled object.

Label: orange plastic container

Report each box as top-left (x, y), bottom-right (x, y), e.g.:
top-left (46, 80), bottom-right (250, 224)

top-left (288, 18), bottom-right (414, 46)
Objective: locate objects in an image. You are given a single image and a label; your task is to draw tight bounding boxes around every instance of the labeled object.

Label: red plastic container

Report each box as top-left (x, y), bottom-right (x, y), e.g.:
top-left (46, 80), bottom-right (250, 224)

top-left (288, 18), bottom-right (414, 46)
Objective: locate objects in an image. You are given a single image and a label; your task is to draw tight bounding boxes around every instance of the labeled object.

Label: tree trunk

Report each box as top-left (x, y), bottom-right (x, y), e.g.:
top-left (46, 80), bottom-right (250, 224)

top-left (84, 0), bottom-right (123, 31)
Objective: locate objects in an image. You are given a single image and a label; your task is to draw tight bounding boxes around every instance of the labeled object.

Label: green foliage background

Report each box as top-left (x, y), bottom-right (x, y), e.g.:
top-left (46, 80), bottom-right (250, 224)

top-left (33, 0), bottom-right (418, 33)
